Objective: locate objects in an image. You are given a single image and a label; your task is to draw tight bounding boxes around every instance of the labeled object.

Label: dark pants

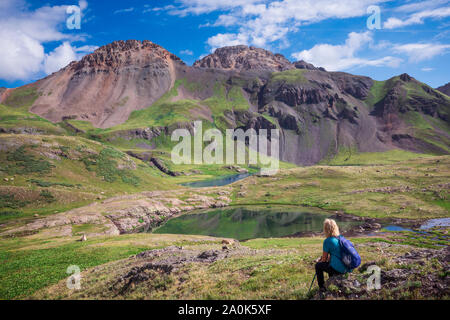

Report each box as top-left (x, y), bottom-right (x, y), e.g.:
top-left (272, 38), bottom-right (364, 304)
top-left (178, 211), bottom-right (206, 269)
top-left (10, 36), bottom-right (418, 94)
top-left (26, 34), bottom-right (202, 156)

top-left (315, 262), bottom-right (341, 288)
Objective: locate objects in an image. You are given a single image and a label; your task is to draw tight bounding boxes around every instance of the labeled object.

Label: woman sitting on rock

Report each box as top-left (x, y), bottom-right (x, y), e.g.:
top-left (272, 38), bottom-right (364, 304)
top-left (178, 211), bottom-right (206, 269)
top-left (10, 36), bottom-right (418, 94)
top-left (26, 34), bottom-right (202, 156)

top-left (315, 218), bottom-right (348, 291)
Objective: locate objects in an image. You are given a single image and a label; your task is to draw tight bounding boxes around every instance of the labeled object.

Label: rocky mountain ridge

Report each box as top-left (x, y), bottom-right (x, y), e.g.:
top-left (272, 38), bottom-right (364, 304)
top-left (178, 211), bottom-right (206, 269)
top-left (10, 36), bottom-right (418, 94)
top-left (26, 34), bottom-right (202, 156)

top-left (1, 40), bottom-right (449, 165)
top-left (437, 82), bottom-right (450, 96)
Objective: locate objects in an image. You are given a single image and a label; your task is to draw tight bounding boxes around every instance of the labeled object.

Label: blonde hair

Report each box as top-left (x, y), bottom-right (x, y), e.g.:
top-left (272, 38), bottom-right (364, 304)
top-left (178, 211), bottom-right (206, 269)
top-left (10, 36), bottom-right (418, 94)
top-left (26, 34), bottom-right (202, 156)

top-left (323, 219), bottom-right (340, 238)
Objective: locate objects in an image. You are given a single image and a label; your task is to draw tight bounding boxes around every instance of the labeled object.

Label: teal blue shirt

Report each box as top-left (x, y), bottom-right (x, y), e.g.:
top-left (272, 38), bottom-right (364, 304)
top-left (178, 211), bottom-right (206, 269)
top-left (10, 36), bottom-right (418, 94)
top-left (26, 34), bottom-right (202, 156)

top-left (323, 237), bottom-right (347, 274)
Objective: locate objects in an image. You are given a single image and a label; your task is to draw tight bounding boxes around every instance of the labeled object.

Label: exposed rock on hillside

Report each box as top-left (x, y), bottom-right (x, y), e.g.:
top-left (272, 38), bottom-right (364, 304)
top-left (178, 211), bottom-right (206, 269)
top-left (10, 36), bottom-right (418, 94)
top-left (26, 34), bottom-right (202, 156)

top-left (0, 188), bottom-right (233, 236)
top-left (437, 82), bottom-right (450, 96)
top-left (194, 45), bottom-right (294, 72)
top-left (294, 60), bottom-right (318, 70)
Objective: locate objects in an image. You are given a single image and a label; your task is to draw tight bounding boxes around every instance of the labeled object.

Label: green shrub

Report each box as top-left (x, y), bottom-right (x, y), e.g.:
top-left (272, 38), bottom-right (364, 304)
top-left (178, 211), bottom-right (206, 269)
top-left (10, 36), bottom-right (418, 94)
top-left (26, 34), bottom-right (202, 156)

top-left (29, 179), bottom-right (77, 188)
top-left (2, 146), bottom-right (53, 175)
top-left (0, 194), bottom-right (29, 209)
top-left (39, 190), bottom-right (55, 203)
top-left (81, 148), bottom-right (140, 186)
top-left (0, 211), bottom-right (20, 217)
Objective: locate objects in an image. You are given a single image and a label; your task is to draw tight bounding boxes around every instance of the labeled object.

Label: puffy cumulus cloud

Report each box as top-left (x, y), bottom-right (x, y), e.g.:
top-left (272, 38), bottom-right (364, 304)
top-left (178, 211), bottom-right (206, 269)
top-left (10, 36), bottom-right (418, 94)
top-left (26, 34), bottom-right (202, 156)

top-left (0, 0), bottom-right (95, 82)
top-left (207, 33), bottom-right (250, 49)
top-left (43, 42), bottom-right (78, 75)
top-left (393, 43), bottom-right (450, 62)
top-left (384, 7), bottom-right (450, 29)
top-left (291, 32), bottom-right (403, 71)
top-left (44, 42), bottom-right (98, 75)
top-left (292, 31), bottom-right (450, 71)
top-left (162, 0), bottom-right (388, 49)
top-left (0, 29), bottom-right (45, 81)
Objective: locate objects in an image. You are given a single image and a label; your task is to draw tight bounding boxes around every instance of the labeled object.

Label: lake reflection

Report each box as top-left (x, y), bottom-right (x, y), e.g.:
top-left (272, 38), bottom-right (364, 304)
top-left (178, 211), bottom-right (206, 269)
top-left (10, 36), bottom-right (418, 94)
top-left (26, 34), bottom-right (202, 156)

top-left (153, 206), bottom-right (362, 240)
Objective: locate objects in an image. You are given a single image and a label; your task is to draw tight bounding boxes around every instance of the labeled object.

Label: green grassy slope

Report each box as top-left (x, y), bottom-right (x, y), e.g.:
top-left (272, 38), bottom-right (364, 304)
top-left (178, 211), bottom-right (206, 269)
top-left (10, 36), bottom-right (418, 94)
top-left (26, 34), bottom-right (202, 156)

top-left (364, 76), bottom-right (450, 154)
top-left (0, 134), bottom-right (178, 223)
top-left (0, 86), bottom-right (66, 134)
top-left (0, 103), bottom-right (66, 135)
top-left (231, 156), bottom-right (450, 219)
top-left (1, 231), bottom-right (447, 299)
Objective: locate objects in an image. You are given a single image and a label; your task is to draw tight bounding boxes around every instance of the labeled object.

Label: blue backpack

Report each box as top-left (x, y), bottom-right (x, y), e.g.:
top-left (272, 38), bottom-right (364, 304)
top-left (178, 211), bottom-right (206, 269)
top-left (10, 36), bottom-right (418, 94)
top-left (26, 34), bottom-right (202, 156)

top-left (337, 235), bottom-right (361, 271)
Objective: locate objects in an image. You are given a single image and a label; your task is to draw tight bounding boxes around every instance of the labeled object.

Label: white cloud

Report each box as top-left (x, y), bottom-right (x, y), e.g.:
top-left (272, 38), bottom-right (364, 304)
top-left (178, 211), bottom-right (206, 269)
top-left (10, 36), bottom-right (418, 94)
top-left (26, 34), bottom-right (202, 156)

top-left (393, 43), bottom-right (450, 62)
top-left (180, 49), bottom-right (194, 55)
top-left (421, 67), bottom-right (434, 72)
top-left (293, 32), bottom-right (450, 71)
top-left (0, 29), bottom-right (45, 81)
top-left (212, 14), bottom-right (240, 27)
top-left (384, 7), bottom-right (450, 29)
top-left (0, 0), bottom-right (94, 82)
top-left (114, 7), bottom-right (134, 14)
top-left (143, 5), bottom-right (176, 13)
top-left (44, 42), bottom-right (78, 75)
top-left (158, 0), bottom-right (388, 49)
top-left (44, 42), bottom-right (99, 75)
top-left (291, 32), bottom-right (402, 71)
top-left (76, 45), bottom-right (99, 53)
top-left (207, 33), bottom-right (250, 49)
top-left (166, 0), bottom-right (264, 16)
top-left (211, 0), bottom-right (389, 48)
top-left (79, 0), bottom-right (88, 11)
top-left (394, 0), bottom-right (449, 13)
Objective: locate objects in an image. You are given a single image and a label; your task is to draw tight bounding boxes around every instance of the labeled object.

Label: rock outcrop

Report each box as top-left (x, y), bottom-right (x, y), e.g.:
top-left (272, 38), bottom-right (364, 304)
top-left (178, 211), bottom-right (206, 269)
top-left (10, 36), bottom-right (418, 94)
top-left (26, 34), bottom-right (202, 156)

top-left (194, 45), bottom-right (294, 72)
top-left (437, 82), bottom-right (450, 96)
top-left (0, 188), bottom-right (233, 237)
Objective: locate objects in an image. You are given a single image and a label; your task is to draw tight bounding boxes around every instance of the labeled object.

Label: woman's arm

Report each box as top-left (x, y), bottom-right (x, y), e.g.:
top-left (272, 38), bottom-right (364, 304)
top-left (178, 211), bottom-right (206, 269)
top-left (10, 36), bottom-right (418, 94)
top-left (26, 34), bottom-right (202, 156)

top-left (319, 251), bottom-right (330, 262)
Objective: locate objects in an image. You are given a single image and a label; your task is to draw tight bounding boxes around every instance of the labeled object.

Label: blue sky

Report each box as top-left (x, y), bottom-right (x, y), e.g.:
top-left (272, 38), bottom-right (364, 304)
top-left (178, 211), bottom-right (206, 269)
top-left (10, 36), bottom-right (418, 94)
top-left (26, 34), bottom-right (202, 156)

top-left (0, 0), bottom-right (449, 88)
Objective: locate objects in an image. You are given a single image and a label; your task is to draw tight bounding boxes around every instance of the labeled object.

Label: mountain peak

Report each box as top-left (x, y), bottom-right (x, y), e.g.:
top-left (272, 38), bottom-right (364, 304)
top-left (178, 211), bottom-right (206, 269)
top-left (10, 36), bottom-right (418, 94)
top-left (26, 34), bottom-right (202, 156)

top-left (69, 40), bottom-right (183, 72)
top-left (22, 40), bottom-right (184, 128)
top-left (193, 45), bottom-right (293, 72)
top-left (399, 73), bottom-right (414, 82)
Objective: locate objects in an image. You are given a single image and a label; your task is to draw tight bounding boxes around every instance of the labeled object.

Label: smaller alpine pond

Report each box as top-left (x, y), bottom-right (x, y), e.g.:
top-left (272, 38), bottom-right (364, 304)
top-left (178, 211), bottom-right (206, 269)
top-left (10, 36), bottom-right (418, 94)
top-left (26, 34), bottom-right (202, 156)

top-left (180, 173), bottom-right (252, 188)
top-left (153, 206), bottom-right (363, 241)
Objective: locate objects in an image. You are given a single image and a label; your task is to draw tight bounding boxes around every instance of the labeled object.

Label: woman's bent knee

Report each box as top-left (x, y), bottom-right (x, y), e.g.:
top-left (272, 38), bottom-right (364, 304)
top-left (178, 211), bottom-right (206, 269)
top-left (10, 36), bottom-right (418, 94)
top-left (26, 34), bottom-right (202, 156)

top-left (315, 262), bottom-right (323, 271)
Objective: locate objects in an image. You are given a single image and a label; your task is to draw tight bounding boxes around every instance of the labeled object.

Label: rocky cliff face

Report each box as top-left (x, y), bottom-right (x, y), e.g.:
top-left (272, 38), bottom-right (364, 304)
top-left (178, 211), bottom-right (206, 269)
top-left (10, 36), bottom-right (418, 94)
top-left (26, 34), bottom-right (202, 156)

top-left (1, 41), bottom-right (449, 165)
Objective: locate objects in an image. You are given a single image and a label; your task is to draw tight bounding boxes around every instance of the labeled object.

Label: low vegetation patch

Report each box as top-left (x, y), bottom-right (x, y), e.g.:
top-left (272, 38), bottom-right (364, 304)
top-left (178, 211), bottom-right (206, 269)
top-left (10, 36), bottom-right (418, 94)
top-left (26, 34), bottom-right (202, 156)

top-left (3, 86), bottom-right (40, 109)
top-left (270, 69), bottom-right (307, 84)
top-left (82, 147), bottom-right (140, 186)
top-left (2, 146), bottom-right (54, 175)
top-left (28, 179), bottom-right (79, 188)
top-left (0, 193), bottom-right (29, 209)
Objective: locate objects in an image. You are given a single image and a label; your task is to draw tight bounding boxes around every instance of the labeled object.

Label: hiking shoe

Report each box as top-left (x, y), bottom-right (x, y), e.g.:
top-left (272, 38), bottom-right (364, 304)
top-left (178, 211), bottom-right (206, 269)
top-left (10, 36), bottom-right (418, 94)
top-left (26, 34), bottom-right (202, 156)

top-left (318, 287), bottom-right (326, 299)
